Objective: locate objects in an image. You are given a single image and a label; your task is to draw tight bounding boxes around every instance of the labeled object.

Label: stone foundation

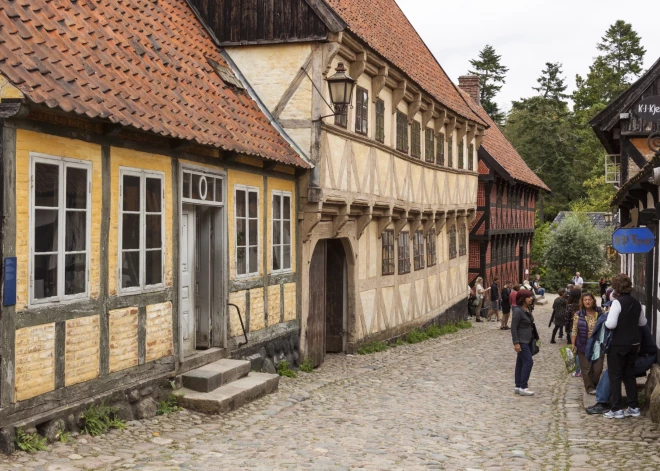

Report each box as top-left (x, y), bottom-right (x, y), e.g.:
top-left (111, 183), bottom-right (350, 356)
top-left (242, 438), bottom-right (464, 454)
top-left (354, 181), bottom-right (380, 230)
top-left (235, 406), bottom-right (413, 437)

top-left (232, 329), bottom-right (300, 374)
top-left (0, 377), bottom-right (172, 455)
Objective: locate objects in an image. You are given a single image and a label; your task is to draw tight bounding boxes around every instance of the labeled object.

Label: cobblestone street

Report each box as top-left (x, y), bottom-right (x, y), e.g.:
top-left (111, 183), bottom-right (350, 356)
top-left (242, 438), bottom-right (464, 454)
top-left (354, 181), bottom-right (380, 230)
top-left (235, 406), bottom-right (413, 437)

top-left (2, 296), bottom-right (660, 470)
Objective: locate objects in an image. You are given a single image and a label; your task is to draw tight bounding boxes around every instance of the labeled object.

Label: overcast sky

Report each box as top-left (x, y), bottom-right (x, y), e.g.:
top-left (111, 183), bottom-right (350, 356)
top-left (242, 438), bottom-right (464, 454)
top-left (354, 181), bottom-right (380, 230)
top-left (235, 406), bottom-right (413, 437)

top-left (397, 0), bottom-right (660, 113)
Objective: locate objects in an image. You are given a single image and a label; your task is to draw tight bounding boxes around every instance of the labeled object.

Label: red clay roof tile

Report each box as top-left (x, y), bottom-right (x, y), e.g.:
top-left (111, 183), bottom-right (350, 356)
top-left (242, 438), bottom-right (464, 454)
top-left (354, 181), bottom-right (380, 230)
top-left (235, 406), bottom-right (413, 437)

top-left (459, 90), bottom-right (550, 192)
top-left (325, 0), bottom-right (486, 127)
top-left (0, 0), bottom-right (308, 168)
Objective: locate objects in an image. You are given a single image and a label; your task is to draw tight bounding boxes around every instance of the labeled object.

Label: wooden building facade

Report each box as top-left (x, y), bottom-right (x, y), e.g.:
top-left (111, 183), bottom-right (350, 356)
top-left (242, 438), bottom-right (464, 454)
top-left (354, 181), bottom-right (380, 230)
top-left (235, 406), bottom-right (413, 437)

top-left (0, 0), bottom-right (309, 434)
top-left (591, 57), bottom-right (660, 349)
top-left (190, 0), bottom-right (490, 365)
top-left (457, 78), bottom-right (549, 288)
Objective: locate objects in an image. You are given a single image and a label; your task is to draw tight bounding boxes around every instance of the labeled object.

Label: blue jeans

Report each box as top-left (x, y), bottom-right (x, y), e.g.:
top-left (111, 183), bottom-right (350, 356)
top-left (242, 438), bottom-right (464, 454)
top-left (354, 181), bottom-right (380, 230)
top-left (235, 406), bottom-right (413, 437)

top-left (515, 342), bottom-right (534, 389)
top-left (537, 288), bottom-right (545, 296)
top-left (595, 354), bottom-right (657, 404)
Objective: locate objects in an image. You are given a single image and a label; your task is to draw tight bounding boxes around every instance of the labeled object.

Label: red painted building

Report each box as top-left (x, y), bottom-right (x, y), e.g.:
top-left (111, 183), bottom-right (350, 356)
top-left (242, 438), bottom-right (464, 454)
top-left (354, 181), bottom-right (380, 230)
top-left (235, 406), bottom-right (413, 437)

top-left (458, 77), bottom-right (550, 287)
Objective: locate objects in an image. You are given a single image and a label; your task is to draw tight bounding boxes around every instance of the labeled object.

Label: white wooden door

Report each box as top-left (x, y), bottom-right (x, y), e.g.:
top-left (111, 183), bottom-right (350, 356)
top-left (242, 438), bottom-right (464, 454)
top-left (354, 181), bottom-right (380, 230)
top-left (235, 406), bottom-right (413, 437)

top-left (180, 205), bottom-right (196, 356)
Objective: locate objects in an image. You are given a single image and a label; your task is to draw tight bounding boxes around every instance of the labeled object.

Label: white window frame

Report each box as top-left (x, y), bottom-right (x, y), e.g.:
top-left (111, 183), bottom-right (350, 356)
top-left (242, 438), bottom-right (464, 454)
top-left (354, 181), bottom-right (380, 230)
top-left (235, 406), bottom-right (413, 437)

top-left (29, 153), bottom-right (92, 306)
top-left (271, 190), bottom-right (292, 273)
top-left (234, 185), bottom-right (260, 277)
top-left (118, 167), bottom-right (166, 295)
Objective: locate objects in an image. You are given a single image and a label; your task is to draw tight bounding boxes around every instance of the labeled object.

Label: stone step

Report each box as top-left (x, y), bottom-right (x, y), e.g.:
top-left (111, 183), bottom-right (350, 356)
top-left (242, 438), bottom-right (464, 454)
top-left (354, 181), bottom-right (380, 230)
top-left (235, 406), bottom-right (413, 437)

top-left (176, 372), bottom-right (280, 414)
top-left (181, 359), bottom-right (251, 393)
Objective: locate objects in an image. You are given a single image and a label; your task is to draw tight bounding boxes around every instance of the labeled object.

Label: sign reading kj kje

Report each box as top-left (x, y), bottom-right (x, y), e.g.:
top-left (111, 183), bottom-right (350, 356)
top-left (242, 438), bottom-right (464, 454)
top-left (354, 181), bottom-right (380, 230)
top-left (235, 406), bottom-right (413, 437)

top-left (612, 227), bottom-right (655, 254)
top-left (635, 96), bottom-right (660, 121)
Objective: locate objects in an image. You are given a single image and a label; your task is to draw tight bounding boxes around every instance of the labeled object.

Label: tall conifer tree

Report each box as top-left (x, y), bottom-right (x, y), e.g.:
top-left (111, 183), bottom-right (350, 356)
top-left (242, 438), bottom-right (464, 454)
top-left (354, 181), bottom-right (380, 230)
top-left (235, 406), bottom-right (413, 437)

top-left (469, 45), bottom-right (508, 124)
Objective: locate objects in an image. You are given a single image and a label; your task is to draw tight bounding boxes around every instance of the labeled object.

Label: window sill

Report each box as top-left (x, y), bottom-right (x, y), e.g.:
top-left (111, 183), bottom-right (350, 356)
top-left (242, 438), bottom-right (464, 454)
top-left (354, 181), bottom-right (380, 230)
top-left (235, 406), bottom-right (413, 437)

top-left (28, 295), bottom-right (90, 310)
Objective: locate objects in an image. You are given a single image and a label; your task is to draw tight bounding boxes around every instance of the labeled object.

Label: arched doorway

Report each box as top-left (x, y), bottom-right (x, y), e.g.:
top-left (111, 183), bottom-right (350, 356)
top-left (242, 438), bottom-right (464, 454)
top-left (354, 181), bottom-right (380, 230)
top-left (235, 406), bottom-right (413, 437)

top-left (307, 238), bottom-right (348, 367)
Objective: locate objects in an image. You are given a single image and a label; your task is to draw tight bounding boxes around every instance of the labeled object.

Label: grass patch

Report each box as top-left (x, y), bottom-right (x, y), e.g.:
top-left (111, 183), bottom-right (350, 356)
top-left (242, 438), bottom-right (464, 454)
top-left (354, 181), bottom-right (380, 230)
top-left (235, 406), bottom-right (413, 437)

top-left (14, 428), bottom-right (47, 452)
top-left (81, 403), bottom-right (126, 437)
top-left (457, 320), bottom-right (472, 329)
top-left (277, 360), bottom-right (297, 378)
top-left (157, 394), bottom-right (183, 415)
top-left (391, 338), bottom-right (406, 347)
top-left (405, 329), bottom-right (430, 344)
top-left (299, 357), bottom-right (314, 373)
top-left (357, 341), bottom-right (389, 354)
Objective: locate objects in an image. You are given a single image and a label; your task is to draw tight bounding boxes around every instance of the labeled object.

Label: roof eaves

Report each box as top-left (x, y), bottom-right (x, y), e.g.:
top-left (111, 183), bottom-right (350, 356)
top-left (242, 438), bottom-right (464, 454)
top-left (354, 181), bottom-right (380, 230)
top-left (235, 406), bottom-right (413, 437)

top-left (303, 0), bottom-right (347, 32)
top-left (611, 153), bottom-right (660, 205)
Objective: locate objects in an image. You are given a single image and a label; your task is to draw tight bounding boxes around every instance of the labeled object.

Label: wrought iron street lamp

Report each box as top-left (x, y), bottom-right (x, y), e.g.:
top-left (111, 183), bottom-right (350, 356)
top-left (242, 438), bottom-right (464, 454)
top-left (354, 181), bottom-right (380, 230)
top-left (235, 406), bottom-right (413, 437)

top-left (325, 63), bottom-right (355, 117)
top-left (301, 62), bottom-right (356, 120)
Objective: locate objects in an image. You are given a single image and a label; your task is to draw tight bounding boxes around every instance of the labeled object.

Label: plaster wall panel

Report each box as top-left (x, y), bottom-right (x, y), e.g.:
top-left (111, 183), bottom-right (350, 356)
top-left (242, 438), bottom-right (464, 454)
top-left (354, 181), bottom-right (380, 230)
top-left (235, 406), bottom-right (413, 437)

top-left (267, 285), bottom-right (281, 326)
top-left (146, 302), bottom-right (173, 362)
top-left (108, 307), bottom-right (138, 373)
top-left (228, 291), bottom-right (247, 338)
top-left (360, 289), bottom-right (376, 334)
top-left (65, 315), bottom-right (100, 387)
top-left (249, 287), bottom-right (265, 331)
top-left (15, 324), bottom-right (55, 401)
top-left (283, 283), bottom-right (297, 322)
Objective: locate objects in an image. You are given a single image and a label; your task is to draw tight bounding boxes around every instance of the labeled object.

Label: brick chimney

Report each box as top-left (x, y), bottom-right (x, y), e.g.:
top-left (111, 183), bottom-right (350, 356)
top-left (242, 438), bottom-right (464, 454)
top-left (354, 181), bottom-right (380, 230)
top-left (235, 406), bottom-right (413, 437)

top-left (458, 75), bottom-right (481, 106)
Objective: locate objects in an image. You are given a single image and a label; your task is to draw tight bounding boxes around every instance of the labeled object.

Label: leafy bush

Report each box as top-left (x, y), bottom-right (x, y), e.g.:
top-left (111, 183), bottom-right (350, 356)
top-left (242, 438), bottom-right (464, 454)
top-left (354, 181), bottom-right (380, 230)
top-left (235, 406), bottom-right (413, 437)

top-left (56, 429), bottom-right (71, 444)
top-left (357, 341), bottom-right (389, 354)
top-left (81, 403), bottom-right (125, 436)
top-left (276, 360), bottom-right (297, 378)
top-left (14, 429), bottom-right (47, 452)
top-left (157, 395), bottom-right (183, 415)
top-left (298, 358), bottom-right (314, 373)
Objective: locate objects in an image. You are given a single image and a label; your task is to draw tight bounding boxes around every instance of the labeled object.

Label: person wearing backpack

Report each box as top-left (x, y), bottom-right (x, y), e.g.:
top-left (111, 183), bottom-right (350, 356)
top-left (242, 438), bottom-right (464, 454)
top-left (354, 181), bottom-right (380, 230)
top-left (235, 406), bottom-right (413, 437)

top-left (603, 274), bottom-right (648, 419)
top-left (571, 292), bottom-right (605, 394)
top-left (511, 289), bottom-right (537, 396)
top-left (500, 283), bottom-right (512, 330)
top-left (550, 288), bottom-right (568, 343)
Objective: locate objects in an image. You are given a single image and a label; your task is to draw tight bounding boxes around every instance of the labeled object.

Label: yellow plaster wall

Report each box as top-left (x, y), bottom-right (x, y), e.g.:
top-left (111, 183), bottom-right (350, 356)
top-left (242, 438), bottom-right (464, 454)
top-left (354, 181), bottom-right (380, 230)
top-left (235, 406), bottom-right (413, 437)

top-left (0, 73), bottom-right (24, 100)
top-left (65, 315), bottom-right (100, 387)
top-left (268, 285), bottom-right (281, 326)
top-left (283, 283), bottom-right (297, 322)
top-left (108, 307), bottom-right (139, 373)
top-left (225, 43), bottom-right (312, 112)
top-left (15, 324), bottom-right (55, 401)
top-left (14, 130), bottom-right (103, 311)
top-left (228, 290), bottom-right (247, 338)
top-left (108, 147), bottom-right (173, 295)
top-left (249, 287), bottom-right (265, 331)
top-left (227, 169), bottom-right (265, 280)
top-left (146, 302), bottom-right (174, 362)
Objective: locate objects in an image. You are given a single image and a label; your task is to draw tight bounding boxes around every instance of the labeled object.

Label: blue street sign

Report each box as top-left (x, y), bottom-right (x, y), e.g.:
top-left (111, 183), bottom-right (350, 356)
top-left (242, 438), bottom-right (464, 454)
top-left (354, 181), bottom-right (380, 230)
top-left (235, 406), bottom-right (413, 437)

top-left (3, 257), bottom-right (16, 306)
top-left (612, 227), bottom-right (655, 254)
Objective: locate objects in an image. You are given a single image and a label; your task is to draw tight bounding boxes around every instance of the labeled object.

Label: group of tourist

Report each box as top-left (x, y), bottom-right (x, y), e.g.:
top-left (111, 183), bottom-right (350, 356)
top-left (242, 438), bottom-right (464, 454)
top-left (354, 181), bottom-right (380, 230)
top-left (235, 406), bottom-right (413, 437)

top-left (513, 272), bottom-right (655, 420)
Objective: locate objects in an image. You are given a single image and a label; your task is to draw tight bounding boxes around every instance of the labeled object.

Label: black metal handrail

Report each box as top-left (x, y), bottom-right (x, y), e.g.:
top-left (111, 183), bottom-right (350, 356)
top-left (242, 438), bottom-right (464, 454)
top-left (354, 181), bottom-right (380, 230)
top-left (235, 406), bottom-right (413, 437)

top-left (227, 303), bottom-right (248, 348)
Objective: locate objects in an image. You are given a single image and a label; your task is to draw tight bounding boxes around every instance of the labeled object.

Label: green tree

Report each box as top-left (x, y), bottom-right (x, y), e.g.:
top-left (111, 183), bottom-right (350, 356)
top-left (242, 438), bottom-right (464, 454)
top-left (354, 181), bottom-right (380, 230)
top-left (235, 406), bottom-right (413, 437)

top-left (533, 62), bottom-right (568, 101)
top-left (569, 173), bottom-right (617, 213)
top-left (543, 213), bottom-right (608, 286)
top-left (573, 20), bottom-right (646, 113)
top-left (504, 96), bottom-right (580, 221)
top-left (530, 220), bottom-right (551, 277)
top-left (469, 45), bottom-right (508, 123)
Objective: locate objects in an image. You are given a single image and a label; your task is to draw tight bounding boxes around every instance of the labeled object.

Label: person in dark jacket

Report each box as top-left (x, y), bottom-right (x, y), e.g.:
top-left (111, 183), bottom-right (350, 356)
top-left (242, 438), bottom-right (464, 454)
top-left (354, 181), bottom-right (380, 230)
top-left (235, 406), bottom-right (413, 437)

top-left (565, 288), bottom-right (582, 346)
top-left (500, 283), bottom-right (512, 330)
top-left (488, 277), bottom-right (500, 322)
top-left (550, 288), bottom-right (568, 343)
top-left (587, 324), bottom-right (657, 414)
top-left (571, 292), bottom-right (605, 394)
top-left (511, 289), bottom-right (536, 396)
top-left (603, 274), bottom-right (648, 419)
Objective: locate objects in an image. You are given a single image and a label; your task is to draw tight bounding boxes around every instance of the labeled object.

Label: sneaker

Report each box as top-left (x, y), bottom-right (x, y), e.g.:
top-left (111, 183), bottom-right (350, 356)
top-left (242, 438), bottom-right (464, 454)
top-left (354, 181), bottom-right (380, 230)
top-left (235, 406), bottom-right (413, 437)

top-left (518, 388), bottom-right (534, 396)
top-left (514, 387), bottom-right (521, 395)
top-left (572, 372), bottom-right (582, 377)
top-left (587, 389), bottom-right (596, 395)
top-left (624, 407), bottom-right (641, 418)
top-left (586, 403), bottom-right (610, 415)
top-left (603, 409), bottom-right (625, 419)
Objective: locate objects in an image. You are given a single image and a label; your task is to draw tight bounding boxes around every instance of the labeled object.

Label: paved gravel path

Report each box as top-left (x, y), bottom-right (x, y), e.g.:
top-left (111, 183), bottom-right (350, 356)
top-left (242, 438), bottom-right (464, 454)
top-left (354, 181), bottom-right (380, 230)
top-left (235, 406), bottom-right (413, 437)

top-left (2, 295), bottom-right (660, 470)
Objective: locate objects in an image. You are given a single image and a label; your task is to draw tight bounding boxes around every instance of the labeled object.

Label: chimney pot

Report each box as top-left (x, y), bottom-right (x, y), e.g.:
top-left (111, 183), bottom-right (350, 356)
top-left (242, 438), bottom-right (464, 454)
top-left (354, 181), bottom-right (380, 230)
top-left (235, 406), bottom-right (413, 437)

top-left (458, 75), bottom-right (481, 106)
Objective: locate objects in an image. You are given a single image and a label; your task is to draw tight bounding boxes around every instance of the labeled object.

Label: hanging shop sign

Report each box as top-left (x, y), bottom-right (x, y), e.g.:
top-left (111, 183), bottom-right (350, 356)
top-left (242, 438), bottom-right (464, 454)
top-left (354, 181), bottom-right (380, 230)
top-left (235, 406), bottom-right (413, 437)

top-left (635, 96), bottom-right (660, 121)
top-left (611, 227), bottom-right (655, 254)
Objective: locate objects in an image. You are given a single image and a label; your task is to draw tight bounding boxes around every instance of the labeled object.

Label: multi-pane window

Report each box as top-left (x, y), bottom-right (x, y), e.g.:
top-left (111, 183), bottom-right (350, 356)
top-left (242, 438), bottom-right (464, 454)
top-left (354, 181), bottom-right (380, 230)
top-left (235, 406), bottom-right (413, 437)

top-left (411, 121), bottom-right (421, 158)
top-left (436, 133), bottom-right (445, 166)
top-left (181, 170), bottom-right (223, 204)
top-left (355, 87), bottom-right (368, 135)
top-left (448, 224), bottom-right (457, 260)
top-left (31, 155), bottom-right (91, 304)
top-left (382, 230), bottom-right (395, 275)
top-left (375, 99), bottom-right (385, 143)
top-left (425, 129), bottom-right (435, 162)
top-left (459, 224), bottom-right (467, 256)
top-left (447, 136), bottom-right (453, 167)
top-left (334, 107), bottom-right (347, 128)
top-left (426, 230), bottom-right (436, 267)
top-left (398, 231), bottom-right (411, 274)
top-left (272, 191), bottom-right (291, 272)
top-left (468, 143), bottom-right (475, 171)
top-left (396, 112), bottom-right (408, 153)
top-left (235, 186), bottom-right (259, 276)
top-left (119, 169), bottom-right (164, 293)
top-left (458, 139), bottom-right (464, 169)
top-left (413, 231), bottom-right (425, 270)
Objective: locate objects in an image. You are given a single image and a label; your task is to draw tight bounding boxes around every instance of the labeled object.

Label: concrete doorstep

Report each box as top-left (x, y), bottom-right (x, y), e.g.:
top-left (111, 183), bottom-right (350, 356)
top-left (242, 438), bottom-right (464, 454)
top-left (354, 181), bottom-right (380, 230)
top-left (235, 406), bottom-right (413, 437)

top-left (176, 372), bottom-right (280, 414)
top-left (181, 359), bottom-right (251, 393)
